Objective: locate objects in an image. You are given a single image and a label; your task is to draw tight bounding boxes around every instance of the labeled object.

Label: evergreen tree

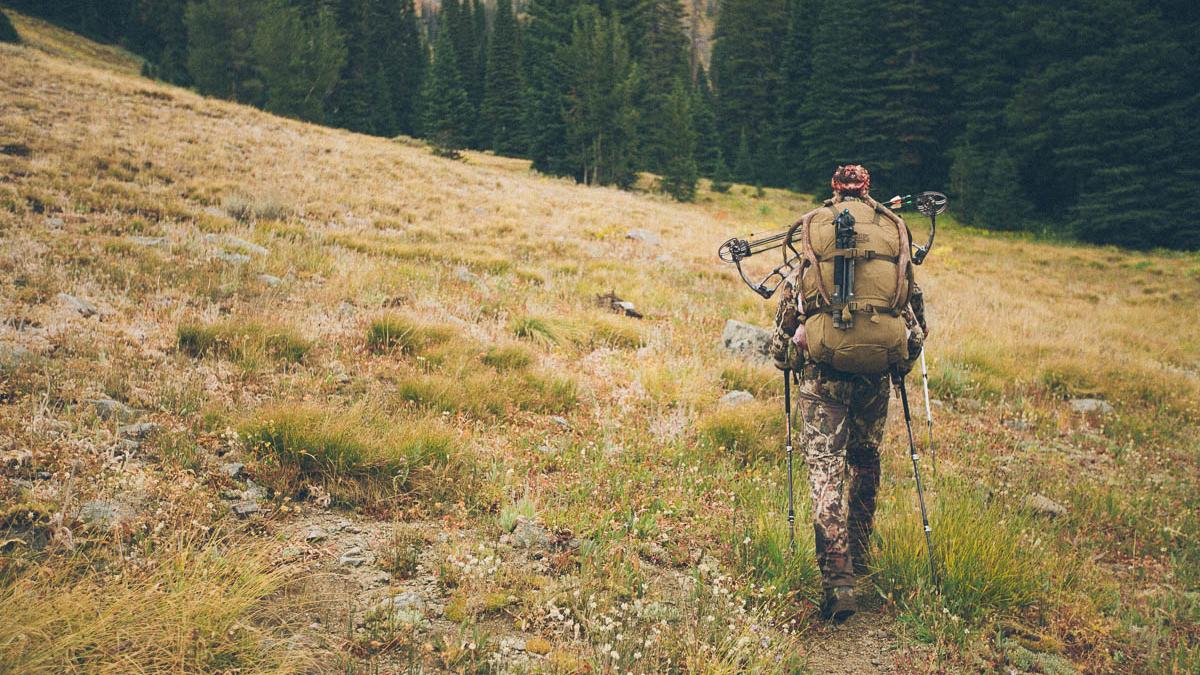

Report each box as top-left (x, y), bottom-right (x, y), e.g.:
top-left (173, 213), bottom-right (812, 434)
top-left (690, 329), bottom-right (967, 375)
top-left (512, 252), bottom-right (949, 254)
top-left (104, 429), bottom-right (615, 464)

top-left (711, 148), bottom-right (732, 192)
top-left (559, 7), bottom-right (639, 186)
top-left (691, 67), bottom-right (719, 176)
top-left (184, 0), bottom-right (262, 103)
top-left (659, 78), bottom-right (698, 201)
top-left (419, 20), bottom-right (474, 154)
top-left (733, 127), bottom-right (753, 184)
top-left (0, 10), bottom-right (19, 43)
top-left (630, 0), bottom-right (690, 174)
top-left (524, 0), bottom-right (581, 175)
top-left (711, 0), bottom-right (788, 185)
top-left (881, 0), bottom-right (949, 189)
top-left (252, 0), bottom-right (346, 123)
top-left (385, 0), bottom-right (426, 136)
top-left (776, 0), bottom-right (811, 188)
top-left (482, 0), bottom-right (526, 155)
top-left (443, 0), bottom-right (481, 144)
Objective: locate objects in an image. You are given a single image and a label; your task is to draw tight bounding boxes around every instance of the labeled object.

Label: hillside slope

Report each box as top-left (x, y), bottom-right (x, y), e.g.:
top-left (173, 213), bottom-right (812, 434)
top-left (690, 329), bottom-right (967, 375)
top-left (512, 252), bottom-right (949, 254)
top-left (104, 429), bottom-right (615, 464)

top-left (2, 16), bottom-right (1198, 673)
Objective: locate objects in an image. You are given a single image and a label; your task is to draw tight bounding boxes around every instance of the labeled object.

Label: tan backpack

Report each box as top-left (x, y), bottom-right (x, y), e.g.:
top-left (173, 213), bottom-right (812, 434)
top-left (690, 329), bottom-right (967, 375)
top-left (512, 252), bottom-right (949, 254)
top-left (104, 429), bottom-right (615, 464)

top-left (793, 197), bottom-right (913, 374)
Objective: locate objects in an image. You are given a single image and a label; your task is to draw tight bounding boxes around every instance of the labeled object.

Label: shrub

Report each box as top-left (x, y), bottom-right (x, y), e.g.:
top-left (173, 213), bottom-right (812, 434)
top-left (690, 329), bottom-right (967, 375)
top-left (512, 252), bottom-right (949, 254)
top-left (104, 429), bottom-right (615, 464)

top-left (177, 320), bottom-right (310, 365)
top-left (221, 190), bottom-right (293, 222)
top-left (481, 344), bottom-right (533, 371)
top-left (696, 401), bottom-right (782, 463)
top-left (366, 315), bottom-right (454, 354)
top-left (241, 405), bottom-right (478, 506)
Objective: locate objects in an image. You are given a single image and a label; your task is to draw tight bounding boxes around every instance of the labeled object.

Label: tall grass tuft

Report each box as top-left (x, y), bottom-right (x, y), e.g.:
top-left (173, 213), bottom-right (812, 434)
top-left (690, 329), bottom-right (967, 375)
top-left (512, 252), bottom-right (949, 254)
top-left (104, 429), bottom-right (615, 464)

top-left (395, 370), bottom-right (577, 418)
top-left (733, 483), bottom-right (821, 600)
top-left (365, 315), bottom-right (454, 354)
top-left (177, 320), bottom-right (310, 364)
top-left (696, 401), bottom-right (783, 463)
top-left (0, 534), bottom-right (298, 673)
top-left (481, 344), bottom-right (534, 371)
top-left (873, 489), bottom-right (1048, 636)
top-left (241, 404), bottom-right (480, 507)
top-left (510, 314), bottom-right (579, 348)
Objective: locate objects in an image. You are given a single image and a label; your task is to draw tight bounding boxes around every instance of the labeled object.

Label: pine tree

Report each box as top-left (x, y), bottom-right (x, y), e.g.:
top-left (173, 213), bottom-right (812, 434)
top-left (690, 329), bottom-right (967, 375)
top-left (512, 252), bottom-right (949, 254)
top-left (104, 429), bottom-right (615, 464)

top-left (252, 0), bottom-right (347, 123)
top-left (710, 149), bottom-right (732, 193)
top-left (630, 0), bottom-right (690, 174)
top-left (711, 0), bottom-right (788, 185)
top-left (733, 127), bottom-right (753, 184)
top-left (559, 7), bottom-right (639, 186)
top-left (443, 0), bottom-right (481, 145)
top-left (659, 78), bottom-right (698, 201)
top-left (691, 67), bottom-right (719, 176)
top-left (184, 0), bottom-right (262, 103)
top-left (776, 0), bottom-right (812, 187)
top-left (419, 21), bottom-right (474, 155)
top-left (482, 0), bottom-right (526, 155)
top-left (524, 0), bottom-right (581, 176)
top-left (385, 0), bottom-right (426, 136)
top-left (0, 10), bottom-right (19, 43)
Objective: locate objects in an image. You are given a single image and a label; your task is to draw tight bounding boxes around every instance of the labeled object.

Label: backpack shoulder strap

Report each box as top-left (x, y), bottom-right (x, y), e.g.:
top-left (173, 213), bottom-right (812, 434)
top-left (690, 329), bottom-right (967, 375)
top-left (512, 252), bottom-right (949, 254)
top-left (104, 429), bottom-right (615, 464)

top-left (865, 196), bottom-right (913, 309)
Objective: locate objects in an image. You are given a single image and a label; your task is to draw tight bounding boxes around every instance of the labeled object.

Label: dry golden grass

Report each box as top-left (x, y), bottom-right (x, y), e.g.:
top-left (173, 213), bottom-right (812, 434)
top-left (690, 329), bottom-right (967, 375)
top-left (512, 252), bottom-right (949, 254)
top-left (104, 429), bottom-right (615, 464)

top-left (1, 12), bottom-right (1197, 672)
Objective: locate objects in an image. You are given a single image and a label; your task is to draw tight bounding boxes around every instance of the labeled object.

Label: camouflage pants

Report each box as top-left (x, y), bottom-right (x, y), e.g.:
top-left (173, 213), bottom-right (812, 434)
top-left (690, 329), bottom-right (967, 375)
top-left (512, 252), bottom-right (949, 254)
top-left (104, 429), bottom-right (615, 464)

top-left (796, 367), bottom-right (889, 588)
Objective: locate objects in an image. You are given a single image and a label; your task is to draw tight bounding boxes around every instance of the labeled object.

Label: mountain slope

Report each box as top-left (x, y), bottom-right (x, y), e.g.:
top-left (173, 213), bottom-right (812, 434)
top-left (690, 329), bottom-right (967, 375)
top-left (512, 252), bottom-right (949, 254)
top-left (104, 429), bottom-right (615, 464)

top-left (1, 15), bottom-right (1198, 673)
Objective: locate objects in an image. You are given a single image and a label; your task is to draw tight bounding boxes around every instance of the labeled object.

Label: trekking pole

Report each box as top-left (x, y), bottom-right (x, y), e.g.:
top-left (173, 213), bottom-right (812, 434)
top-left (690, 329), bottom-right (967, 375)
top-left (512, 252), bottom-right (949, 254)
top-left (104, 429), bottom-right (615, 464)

top-left (897, 372), bottom-right (939, 585)
top-left (784, 369), bottom-right (796, 553)
top-left (920, 350), bottom-right (935, 474)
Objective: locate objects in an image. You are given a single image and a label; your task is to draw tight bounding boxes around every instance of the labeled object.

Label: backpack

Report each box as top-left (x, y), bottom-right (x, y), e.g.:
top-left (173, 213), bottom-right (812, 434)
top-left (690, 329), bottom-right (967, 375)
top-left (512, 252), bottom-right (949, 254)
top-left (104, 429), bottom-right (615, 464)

top-left (794, 197), bottom-right (913, 374)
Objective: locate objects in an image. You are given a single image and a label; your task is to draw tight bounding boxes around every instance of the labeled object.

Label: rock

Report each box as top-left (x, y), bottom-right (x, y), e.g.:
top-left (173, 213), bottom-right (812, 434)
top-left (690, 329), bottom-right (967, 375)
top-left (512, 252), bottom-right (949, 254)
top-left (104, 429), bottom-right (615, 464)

top-left (213, 251), bottom-right (251, 265)
top-left (241, 480), bottom-right (265, 501)
top-left (1002, 418), bottom-right (1031, 432)
top-left (525, 637), bottom-right (552, 656)
top-left (0, 344), bottom-right (33, 369)
top-left (453, 266), bottom-right (482, 283)
top-left (1069, 398), bottom-right (1114, 415)
top-left (303, 526), bottom-right (328, 543)
top-left (219, 235), bottom-right (269, 256)
top-left (220, 462), bottom-right (245, 479)
top-left (595, 291), bottom-right (644, 319)
top-left (548, 415), bottom-right (571, 429)
top-left (721, 320), bottom-right (772, 360)
top-left (625, 229), bottom-right (661, 246)
top-left (1025, 493), bottom-right (1067, 518)
top-left (87, 398), bottom-right (136, 421)
top-left (719, 390), bottom-right (755, 407)
top-left (231, 501), bottom-right (261, 518)
top-left (638, 541), bottom-right (671, 565)
top-left (258, 274), bottom-right (283, 287)
top-left (58, 293), bottom-right (97, 318)
top-left (47, 217), bottom-right (65, 227)
top-left (508, 517), bottom-right (552, 549)
top-left (78, 500), bottom-right (130, 529)
top-left (375, 591), bottom-right (426, 625)
top-left (118, 422), bottom-right (160, 440)
top-left (340, 547), bottom-right (367, 567)
top-left (536, 444), bottom-right (558, 455)
top-left (127, 236), bottom-right (167, 247)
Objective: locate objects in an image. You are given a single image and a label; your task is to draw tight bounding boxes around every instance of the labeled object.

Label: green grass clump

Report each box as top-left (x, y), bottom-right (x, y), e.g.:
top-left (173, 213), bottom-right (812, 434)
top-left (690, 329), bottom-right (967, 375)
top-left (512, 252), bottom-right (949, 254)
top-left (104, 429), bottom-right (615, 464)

top-left (241, 405), bottom-right (476, 506)
top-left (589, 316), bottom-right (645, 349)
top-left (720, 362), bottom-right (780, 399)
top-left (396, 370), bottom-right (577, 418)
top-left (366, 315), bottom-right (454, 354)
top-left (177, 320), bottom-right (310, 364)
top-left (732, 485), bottom-right (820, 599)
top-left (498, 497), bottom-right (537, 533)
top-left (481, 344), bottom-right (533, 371)
top-left (509, 315), bottom-right (579, 348)
top-left (696, 401), bottom-right (782, 463)
top-left (873, 489), bottom-right (1048, 638)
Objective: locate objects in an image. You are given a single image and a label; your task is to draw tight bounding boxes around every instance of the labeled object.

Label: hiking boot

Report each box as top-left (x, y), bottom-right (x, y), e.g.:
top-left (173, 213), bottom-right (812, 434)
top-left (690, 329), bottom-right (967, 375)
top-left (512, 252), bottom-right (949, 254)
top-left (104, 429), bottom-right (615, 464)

top-left (820, 585), bottom-right (857, 623)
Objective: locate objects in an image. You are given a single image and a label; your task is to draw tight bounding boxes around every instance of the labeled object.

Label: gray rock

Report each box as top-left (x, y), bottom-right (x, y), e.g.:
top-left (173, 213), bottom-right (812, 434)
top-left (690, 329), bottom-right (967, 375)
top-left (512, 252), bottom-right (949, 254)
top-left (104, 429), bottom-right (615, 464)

top-left (58, 293), bottom-right (97, 318)
top-left (213, 251), bottom-right (251, 265)
top-left (303, 526), bottom-right (328, 543)
top-left (220, 462), bottom-right (245, 479)
top-left (508, 517), bottom-right (552, 549)
top-left (638, 541), bottom-right (671, 565)
top-left (1069, 398), bottom-right (1114, 415)
top-left (340, 547), bottom-right (367, 567)
top-left (625, 229), bottom-right (662, 246)
top-left (220, 235), bottom-right (269, 256)
top-left (47, 217), bottom-right (65, 227)
top-left (127, 236), bottom-right (167, 247)
top-left (719, 390), bottom-right (755, 407)
top-left (257, 274), bottom-right (283, 287)
top-left (721, 319), bottom-right (772, 360)
top-left (231, 501), bottom-right (261, 518)
top-left (241, 480), bottom-right (265, 501)
top-left (118, 422), bottom-right (160, 440)
top-left (1025, 493), bottom-right (1068, 518)
top-left (375, 591), bottom-right (426, 625)
top-left (536, 444), bottom-right (558, 455)
top-left (87, 398), bottom-right (136, 421)
top-left (1002, 418), bottom-right (1031, 432)
top-left (454, 266), bottom-right (482, 283)
top-left (78, 500), bottom-right (130, 529)
top-left (548, 415), bottom-right (571, 429)
top-left (0, 344), bottom-right (33, 369)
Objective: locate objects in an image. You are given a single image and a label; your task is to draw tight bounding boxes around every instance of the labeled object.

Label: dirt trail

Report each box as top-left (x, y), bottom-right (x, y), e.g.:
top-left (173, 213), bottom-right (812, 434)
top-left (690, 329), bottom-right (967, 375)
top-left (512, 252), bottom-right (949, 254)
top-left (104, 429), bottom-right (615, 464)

top-left (801, 594), bottom-right (937, 674)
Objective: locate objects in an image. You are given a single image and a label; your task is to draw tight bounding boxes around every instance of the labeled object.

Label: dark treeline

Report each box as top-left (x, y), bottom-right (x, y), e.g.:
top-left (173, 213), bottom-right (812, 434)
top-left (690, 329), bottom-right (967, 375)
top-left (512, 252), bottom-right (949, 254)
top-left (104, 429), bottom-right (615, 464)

top-left (8, 0), bottom-right (1199, 249)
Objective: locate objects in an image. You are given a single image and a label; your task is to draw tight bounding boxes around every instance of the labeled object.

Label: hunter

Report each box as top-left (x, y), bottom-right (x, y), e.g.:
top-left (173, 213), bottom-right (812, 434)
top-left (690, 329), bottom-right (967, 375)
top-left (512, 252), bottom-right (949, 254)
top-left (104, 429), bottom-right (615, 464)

top-left (770, 164), bottom-right (927, 622)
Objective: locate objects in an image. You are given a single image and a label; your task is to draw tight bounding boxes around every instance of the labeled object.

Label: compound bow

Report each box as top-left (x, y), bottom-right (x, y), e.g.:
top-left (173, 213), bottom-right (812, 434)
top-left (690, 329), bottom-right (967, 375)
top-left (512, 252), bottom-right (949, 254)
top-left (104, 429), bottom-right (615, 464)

top-left (717, 191), bottom-right (947, 298)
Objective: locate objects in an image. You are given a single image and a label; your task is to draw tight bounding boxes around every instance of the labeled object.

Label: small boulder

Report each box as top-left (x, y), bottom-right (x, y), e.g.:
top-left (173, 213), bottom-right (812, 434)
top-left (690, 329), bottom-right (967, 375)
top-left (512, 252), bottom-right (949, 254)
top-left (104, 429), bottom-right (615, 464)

top-left (213, 251), bottom-right (251, 265)
top-left (87, 398), bottom-right (136, 421)
top-left (625, 229), bottom-right (662, 246)
top-left (303, 526), bottom-right (328, 543)
top-left (58, 293), bottom-right (97, 318)
top-left (258, 274), bottom-right (283, 287)
top-left (78, 500), bottom-right (130, 529)
top-left (231, 501), bottom-right (261, 518)
top-left (220, 235), bottom-right (269, 257)
top-left (548, 415), bottom-right (571, 429)
top-left (220, 462), bottom-right (246, 479)
top-left (1069, 398), bottom-right (1114, 416)
top-left (1025, 493), bottom-right (1067, 518)
top-left (508, 517), bottom-right (552, 550)
top-left (719, 390), bottom-right (755, 407)
top-left (118, 422), bottom-right (160, 440)
top-left (375, 591), bottom-right (426, 625)
top-left (721, 319), bottom-right (772, 360)
top-left (340, 546), bottom-right (367, 567)
top-left (127, 236), bottom-right (167, 247)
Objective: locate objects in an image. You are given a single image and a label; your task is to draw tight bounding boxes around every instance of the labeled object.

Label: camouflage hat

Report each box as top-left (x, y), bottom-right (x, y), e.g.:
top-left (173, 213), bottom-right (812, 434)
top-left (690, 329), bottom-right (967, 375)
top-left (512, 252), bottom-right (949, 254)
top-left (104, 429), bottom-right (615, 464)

top-left (831, 165), bottom-right (871, 196)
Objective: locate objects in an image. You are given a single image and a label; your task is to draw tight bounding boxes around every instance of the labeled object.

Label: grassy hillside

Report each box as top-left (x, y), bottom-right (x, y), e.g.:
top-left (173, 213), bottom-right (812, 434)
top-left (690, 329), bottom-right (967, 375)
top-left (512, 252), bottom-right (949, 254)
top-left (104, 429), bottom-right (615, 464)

top-left (1, 13), bottom-right (1198, 673)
